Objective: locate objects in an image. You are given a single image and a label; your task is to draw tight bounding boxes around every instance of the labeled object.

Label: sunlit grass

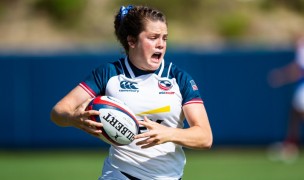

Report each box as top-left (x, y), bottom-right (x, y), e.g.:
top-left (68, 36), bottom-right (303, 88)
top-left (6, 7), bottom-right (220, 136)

top-left (0, 147), bottom-right (303, 180)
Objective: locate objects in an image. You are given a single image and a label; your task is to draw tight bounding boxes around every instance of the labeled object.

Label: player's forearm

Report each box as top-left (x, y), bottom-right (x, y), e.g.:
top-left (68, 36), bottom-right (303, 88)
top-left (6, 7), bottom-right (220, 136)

top-left (50, 104), bottom-right (74, 127)
top-left (171, 126), bottom-right (213, 150)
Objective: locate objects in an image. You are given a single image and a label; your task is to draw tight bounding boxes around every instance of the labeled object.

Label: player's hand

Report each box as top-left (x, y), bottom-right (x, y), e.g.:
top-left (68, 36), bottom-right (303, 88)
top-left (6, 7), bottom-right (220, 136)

top-left (134, 116), bottom-right (173, 148)
top-left (70, 98), bottom-right (103, 137)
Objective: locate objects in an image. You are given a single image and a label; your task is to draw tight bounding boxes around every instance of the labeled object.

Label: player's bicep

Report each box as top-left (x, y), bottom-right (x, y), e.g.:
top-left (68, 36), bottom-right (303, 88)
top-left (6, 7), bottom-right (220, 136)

top-left (56, 85), bottom-right (93, 110)
top-left (183, 103), bottom-right (210, 128)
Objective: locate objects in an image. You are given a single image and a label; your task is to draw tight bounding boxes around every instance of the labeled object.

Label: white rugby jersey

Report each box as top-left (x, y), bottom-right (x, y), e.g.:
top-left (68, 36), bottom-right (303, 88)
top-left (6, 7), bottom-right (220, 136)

top-left (80, 57), bottom-right (203, 179)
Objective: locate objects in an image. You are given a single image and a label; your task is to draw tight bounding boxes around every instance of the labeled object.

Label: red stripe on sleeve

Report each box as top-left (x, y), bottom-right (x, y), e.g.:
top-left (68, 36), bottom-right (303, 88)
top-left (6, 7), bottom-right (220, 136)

top-left (183, 98), bottom-right (203, 106)
top-left (79, 82), bottom-right (96, 98)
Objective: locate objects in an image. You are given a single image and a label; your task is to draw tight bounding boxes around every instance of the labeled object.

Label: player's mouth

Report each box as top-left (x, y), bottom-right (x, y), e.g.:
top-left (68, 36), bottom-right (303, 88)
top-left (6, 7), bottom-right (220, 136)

top-left (151, 52), bottom-right (162, 62)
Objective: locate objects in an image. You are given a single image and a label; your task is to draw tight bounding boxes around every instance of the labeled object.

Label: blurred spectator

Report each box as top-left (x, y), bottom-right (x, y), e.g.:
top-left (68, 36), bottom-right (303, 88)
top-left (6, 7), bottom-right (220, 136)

top-left (267, 33), bottom-right (304, 163)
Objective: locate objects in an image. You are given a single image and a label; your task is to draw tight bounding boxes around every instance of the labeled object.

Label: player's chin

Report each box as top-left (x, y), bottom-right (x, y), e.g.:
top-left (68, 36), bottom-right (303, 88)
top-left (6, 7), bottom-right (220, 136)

top-left (148, 60), bottom-right (162, 70)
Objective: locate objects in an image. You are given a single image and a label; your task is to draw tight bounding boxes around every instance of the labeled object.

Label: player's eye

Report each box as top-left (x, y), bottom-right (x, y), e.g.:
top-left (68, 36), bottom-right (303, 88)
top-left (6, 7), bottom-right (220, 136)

top-left (149, 36), bottom-right (157, 40)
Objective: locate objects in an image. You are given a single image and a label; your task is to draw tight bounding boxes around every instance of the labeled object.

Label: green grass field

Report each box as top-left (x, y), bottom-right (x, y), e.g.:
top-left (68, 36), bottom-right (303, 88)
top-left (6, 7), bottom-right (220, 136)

top-left (0, 147), bottom-right (303, 180)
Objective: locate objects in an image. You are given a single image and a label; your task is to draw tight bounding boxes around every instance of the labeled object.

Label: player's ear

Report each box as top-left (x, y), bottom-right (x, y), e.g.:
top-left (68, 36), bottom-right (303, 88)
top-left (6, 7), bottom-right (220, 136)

top-left (127, 36), bottom-right (136, 48)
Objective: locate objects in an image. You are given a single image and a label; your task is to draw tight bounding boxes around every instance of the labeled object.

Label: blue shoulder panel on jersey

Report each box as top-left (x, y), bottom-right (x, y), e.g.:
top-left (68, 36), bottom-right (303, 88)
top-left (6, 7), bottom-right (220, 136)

top-left (80, 59), bottom-right (124, 96)
top-left (169, 63), bottom-right (203, 105)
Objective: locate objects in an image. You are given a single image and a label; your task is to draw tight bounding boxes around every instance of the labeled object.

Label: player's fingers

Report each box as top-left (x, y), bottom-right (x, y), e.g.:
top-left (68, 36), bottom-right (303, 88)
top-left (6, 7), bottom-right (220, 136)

top-left (138, 116), bottom-right (154, 129)
top-left (92, 122), bottom-right (103, 128)
top-left (144, 116), bottom-right (152, 122)
top-left (134, 132), bottom-right (151, 139)
top-left (83, 120), bottom-right (103, 131)
top-left (83, 98), bottom-right (94, 106)
top-left (80, 125), bottom-right (102, 136)
top-left (137, 137), bottom-right (157, 145)
top-left (83, 109), bottom-right (100, 117)
top-left (84, 119), bottom-right (103, 126)
top-left (78, 98), bottom-right (94, 111)
top-left (137, 121), bottom-right (148, 127)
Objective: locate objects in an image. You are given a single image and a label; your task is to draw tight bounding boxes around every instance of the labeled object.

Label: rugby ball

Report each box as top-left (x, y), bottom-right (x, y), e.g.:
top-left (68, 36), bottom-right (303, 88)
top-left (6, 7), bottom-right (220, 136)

top-left (86, 96), bottom-right (139, 146)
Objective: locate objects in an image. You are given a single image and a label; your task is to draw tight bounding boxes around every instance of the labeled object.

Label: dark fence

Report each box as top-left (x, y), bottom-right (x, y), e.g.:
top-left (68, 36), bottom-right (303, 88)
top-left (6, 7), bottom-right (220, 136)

top-left (0, 49), bottom-right (300, 148)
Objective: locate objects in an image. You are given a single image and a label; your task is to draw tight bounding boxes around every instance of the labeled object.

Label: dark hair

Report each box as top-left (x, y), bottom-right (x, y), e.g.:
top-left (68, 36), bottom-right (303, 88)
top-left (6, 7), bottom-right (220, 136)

top-left (114, 5), bottom-right (167, 53)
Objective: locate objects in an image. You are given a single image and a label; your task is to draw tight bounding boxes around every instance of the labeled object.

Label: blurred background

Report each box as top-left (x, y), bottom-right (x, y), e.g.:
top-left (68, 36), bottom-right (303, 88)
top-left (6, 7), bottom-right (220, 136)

top-left (0, 0), bottom-right (304, 179)
top-left (0, 0), bottom-right (304, 51)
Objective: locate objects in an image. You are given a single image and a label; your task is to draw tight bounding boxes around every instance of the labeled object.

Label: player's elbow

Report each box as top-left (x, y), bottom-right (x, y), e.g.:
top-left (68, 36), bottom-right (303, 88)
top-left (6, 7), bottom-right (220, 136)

top-left (50, 107), bottom-right (60, 126)
top-left (198, 133), bottom-right (213, 150)
top-left (204, 137), bottom-right (213, 149)
top-left (50, 106), bottom-right (67, 127)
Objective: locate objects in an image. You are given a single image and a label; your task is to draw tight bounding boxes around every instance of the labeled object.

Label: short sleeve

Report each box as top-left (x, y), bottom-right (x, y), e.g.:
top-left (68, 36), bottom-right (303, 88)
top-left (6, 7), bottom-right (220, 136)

top-left (79, 62), bottom-right (121, 97)
top-left (170, 64), bottom-right (203, 105)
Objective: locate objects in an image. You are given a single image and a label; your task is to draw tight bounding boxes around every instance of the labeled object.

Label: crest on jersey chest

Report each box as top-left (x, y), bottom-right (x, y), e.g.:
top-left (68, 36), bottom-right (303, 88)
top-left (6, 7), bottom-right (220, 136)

top-left (158, 80), bottom-right (172, 91)
top-left (158, 79), bottom-right (175, 95)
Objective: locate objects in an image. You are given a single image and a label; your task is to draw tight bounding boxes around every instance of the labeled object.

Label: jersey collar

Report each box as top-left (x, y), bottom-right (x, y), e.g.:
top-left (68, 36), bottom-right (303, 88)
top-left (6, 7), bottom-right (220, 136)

top-left (124, 57), bottom-right (165, 78)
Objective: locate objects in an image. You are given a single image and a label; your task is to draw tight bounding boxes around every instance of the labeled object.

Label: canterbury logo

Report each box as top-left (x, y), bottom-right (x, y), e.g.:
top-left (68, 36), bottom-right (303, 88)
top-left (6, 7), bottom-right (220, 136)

top-left (120, 81), bottom-right (138, 90)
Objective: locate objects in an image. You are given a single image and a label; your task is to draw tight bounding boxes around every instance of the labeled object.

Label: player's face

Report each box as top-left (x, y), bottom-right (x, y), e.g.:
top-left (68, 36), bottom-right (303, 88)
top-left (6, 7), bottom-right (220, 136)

top-left (129, 20), bottom-right (167, 71)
